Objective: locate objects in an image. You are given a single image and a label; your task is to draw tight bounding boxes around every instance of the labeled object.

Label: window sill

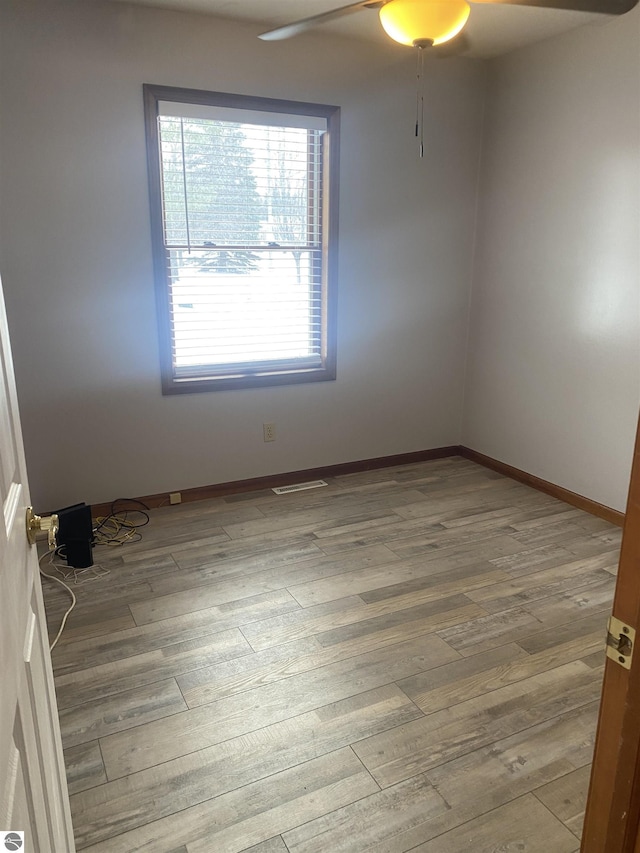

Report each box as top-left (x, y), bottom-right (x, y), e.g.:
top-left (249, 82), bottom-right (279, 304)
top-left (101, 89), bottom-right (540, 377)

top-left (161, 363), bottom-right (336, 395)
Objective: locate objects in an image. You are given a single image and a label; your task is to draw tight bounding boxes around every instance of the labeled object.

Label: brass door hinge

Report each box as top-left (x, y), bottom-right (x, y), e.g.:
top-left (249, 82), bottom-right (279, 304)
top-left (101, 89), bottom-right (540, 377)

top-left (606, 616), bottom-right (635, 670)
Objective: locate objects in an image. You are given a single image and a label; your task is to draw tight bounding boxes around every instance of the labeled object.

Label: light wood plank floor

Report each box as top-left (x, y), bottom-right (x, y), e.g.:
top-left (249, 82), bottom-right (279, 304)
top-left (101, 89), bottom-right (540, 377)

top-left (41, 456), bottom-right (621, 853)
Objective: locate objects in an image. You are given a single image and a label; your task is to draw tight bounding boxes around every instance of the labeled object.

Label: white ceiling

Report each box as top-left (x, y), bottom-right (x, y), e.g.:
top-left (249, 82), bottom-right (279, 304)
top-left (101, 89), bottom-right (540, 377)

top-left (108, 0), bottom-right (604, 57)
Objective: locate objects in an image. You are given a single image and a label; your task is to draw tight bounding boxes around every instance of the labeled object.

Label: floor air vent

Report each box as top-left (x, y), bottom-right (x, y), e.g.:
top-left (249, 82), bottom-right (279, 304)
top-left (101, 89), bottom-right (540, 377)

top-left (272, 480), bottom-right (328, 495)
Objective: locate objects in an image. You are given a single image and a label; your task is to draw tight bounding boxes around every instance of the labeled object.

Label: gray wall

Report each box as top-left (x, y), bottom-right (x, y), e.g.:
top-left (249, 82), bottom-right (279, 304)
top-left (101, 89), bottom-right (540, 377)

top-left (462, 9), bottom-right (640, 512)
top-left (0, 0), bottom-right (485, 509)
top-left (1, 0), bottom-right (638, 513)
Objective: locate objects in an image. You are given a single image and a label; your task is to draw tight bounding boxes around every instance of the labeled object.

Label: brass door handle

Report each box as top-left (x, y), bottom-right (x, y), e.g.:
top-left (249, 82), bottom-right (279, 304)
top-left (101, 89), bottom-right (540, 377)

top-left (26, 507), bottom-right (59, 550)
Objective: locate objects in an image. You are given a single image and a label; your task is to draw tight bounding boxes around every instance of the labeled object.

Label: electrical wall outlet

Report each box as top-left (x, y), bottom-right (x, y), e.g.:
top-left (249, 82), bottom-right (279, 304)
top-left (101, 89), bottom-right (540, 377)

top-left (263, 422), bottom-right (276, 442)
top-left (169, 492), bottom-right (182, 504)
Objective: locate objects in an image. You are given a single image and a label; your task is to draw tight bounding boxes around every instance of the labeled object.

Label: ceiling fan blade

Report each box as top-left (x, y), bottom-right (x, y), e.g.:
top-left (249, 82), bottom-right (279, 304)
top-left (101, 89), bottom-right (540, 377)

top-left (471, 0), bottom-right (637, 14)
top-left (258, 1), bottom-right (384, 41)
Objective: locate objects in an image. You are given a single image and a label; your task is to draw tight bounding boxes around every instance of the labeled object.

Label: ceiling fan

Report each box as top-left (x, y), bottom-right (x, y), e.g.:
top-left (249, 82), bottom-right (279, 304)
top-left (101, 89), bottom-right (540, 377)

top-left (259, 0), bottom-right (637, 156)
top-left (258, 0), bottom-right (638, 50)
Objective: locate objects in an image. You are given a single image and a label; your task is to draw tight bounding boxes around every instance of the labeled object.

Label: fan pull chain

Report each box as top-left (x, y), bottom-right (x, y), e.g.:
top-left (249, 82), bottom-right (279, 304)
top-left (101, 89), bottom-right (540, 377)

top-left (415, 45), bottom-right (426, 158)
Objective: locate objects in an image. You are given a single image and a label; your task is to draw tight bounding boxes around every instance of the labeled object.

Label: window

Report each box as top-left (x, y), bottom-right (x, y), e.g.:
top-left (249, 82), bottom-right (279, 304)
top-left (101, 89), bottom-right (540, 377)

top-left (143, 85), bottom-right (339, 394)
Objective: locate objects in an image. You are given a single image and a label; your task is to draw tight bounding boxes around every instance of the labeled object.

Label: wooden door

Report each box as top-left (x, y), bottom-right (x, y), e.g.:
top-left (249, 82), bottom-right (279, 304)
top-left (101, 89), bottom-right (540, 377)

top-left (0, 273), bottom-right (75, 851)
top-left (582, 413), bottom-right (640, 851)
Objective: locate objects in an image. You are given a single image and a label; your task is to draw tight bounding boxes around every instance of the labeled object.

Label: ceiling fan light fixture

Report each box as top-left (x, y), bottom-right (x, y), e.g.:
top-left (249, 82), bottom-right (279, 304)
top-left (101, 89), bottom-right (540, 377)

top-left (379, 0), bottom-right (470, 47)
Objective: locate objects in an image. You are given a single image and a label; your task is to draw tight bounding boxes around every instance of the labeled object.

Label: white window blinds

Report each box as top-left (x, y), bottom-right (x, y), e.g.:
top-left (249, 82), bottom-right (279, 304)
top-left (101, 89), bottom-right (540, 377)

top-left (153, 100), bottom-right (330, 382)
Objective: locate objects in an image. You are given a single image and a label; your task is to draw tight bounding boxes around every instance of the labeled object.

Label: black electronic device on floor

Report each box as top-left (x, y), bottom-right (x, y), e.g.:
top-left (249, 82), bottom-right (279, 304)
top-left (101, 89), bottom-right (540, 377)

top-left (55, 502), bottom-right (94, 568)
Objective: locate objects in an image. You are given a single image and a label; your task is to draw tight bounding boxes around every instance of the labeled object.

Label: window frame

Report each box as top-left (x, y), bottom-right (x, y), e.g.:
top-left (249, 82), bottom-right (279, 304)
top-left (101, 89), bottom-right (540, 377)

top-left (143, 84), bottom-right (340, 395)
